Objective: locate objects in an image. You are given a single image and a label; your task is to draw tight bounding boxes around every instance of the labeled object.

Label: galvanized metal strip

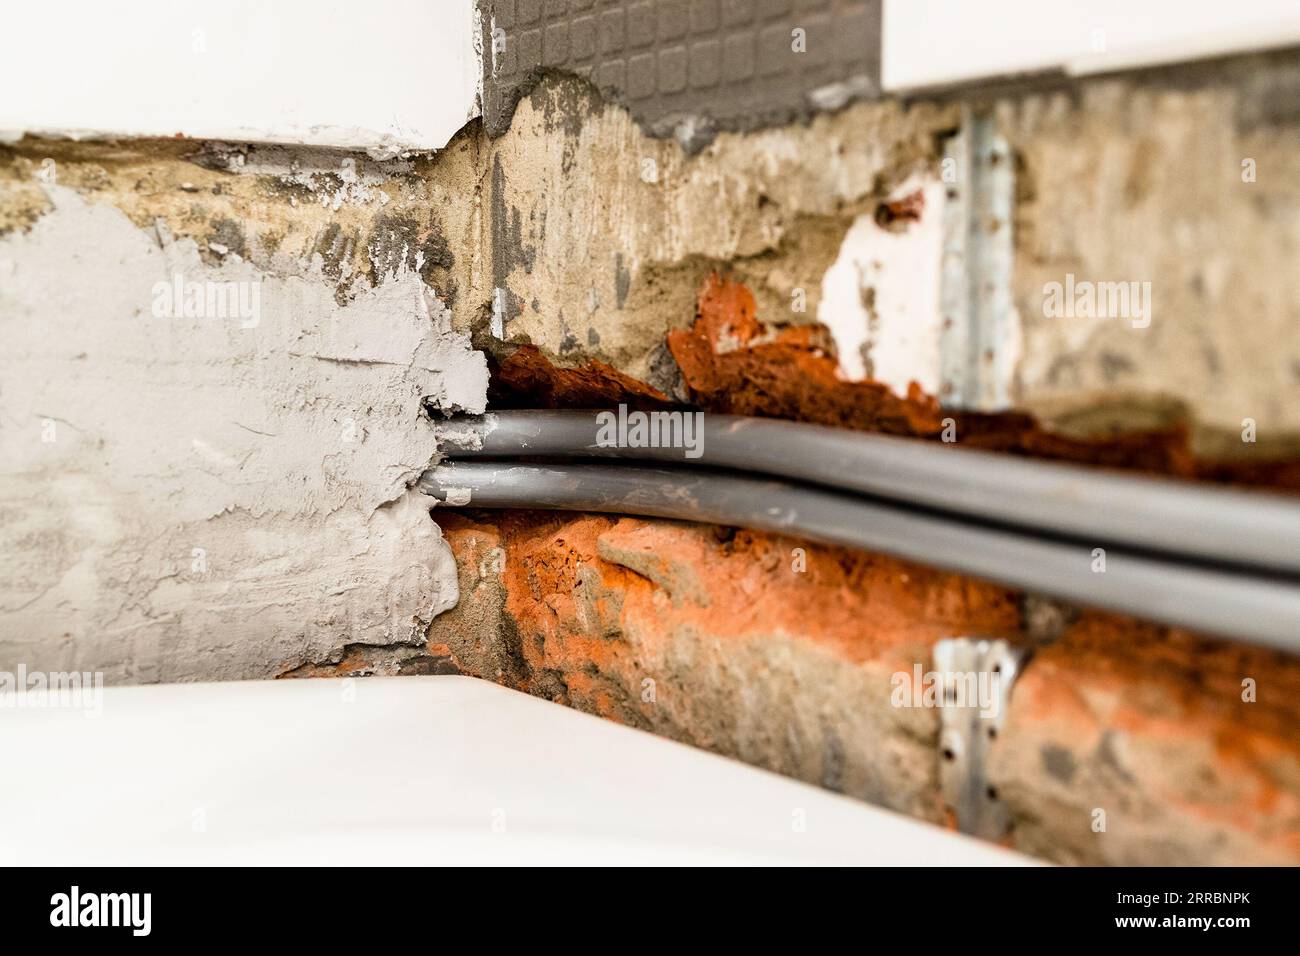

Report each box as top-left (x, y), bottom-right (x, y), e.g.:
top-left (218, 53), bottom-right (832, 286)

top-left (940, 105), bottom-right (1018, 411)
top-left (933, 636), bottom-right (1027, 839)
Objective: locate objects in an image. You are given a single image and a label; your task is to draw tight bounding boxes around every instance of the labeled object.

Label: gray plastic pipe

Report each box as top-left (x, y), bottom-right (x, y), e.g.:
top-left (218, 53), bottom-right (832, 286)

top-left (419, 460), bottom-right (1300, 653)
top-left (434, 410), bottom-right (1300, 576)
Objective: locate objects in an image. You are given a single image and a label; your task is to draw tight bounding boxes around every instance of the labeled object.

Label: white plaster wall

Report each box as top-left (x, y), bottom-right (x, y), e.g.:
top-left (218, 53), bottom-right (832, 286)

top-left (0, 186), bottom-right (488, 681)
top-left (0, 0), bottom-right (481, 155)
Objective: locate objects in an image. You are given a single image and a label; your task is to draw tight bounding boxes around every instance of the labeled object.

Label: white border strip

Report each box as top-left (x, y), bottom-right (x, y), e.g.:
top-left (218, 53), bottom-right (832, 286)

top-left (0, 0), bottom-right (481, 153)
top-left (883, 0), bottom-right (1300, 92)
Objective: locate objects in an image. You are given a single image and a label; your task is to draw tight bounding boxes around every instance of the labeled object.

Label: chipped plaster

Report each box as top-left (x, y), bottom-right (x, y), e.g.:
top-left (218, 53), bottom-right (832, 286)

top-left (819, 175), bottom-right (947, 394)
top-left (0, 185), bottom-right (487, 681)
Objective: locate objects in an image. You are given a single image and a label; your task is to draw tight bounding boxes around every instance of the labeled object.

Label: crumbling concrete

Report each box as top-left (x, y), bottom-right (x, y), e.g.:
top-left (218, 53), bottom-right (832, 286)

top-left (999, 56), bottom-right (1300, 458)
top-left (480, 52), bottom-right (1300, 462)
top-left (480, 77), bottom-right (956, 393)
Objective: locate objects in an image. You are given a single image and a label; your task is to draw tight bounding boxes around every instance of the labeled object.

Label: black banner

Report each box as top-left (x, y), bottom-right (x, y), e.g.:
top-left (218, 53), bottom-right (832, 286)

top-left (2, 867), bottom-right (1290, 942)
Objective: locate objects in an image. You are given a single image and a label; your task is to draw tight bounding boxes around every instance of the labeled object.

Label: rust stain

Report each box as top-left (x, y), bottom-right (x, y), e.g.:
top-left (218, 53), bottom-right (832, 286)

top-left (875, 189), bottom-right (926, 229)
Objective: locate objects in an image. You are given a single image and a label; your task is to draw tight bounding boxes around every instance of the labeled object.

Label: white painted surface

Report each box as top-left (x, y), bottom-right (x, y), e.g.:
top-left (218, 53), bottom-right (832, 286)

top-left (0, 0), bottom-right (481, 154)
top-left (883, 0), bottom-right (1300, 91)
top-left (819, 177), bottom-right (946, 396)
top-left (0, 675), bottom-right (1035, 865)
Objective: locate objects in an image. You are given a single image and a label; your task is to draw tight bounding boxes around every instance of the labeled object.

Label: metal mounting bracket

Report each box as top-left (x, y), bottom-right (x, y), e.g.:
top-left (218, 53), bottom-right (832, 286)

top-left (933, 636), bottom-right (1027, 839)
top-left (939, 105), bottom-right (1017, 412)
